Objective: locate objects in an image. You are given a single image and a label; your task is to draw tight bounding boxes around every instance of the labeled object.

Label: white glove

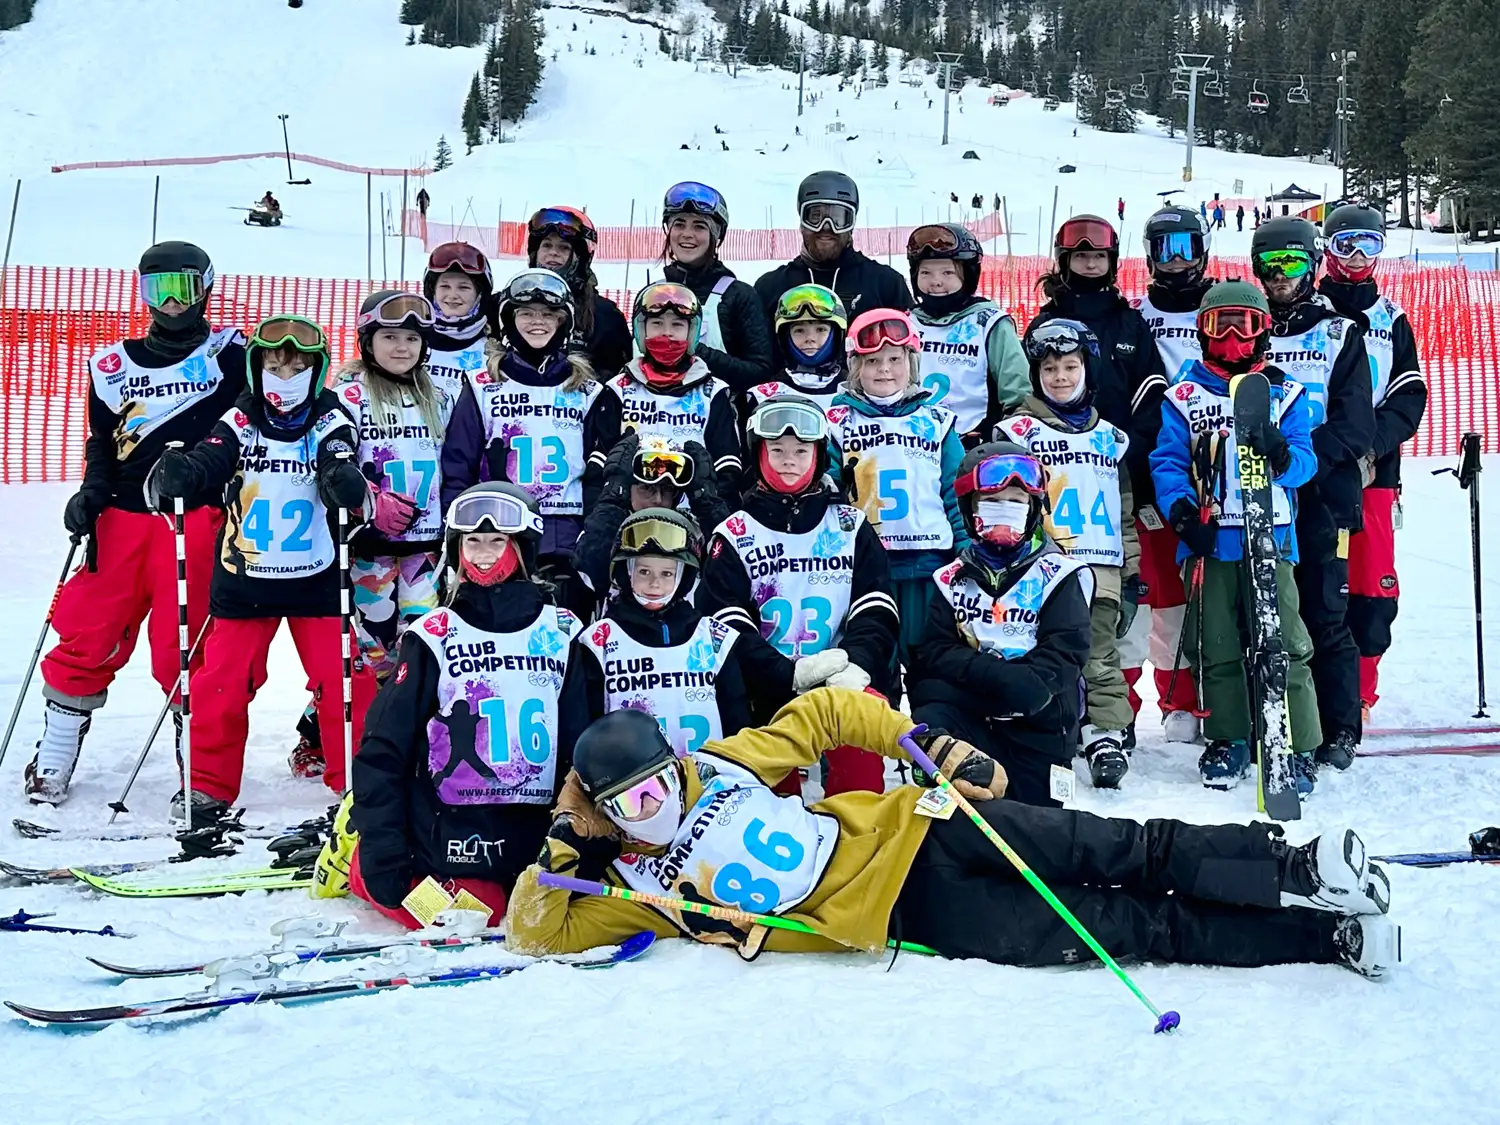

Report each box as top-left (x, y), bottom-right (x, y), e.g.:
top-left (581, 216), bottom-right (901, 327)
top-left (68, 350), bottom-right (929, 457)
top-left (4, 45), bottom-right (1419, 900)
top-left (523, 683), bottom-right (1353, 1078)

top-left (825, 665), bottom-right (872, 692)
top-left (792, 649), bottom-right (849, 693)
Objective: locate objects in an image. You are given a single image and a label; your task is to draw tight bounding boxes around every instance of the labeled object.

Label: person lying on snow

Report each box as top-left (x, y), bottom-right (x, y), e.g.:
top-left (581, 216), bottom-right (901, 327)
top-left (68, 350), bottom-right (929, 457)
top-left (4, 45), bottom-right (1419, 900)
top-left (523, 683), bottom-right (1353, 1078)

top-left (505, 688), bottom-right (1399, 978)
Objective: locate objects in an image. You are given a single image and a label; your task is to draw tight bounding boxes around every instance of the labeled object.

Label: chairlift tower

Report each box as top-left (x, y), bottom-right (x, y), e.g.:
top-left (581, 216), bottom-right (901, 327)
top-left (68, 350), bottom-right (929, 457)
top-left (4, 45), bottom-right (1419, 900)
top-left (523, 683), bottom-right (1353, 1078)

top-left (1175, 53), bottom-right (1214, 183)
top-left (1331, 50), bottom-right (1357, 197)
top-left (936, 51), bottom-right (962, 146)
top-left (726, 43), bottom-right (747, 80)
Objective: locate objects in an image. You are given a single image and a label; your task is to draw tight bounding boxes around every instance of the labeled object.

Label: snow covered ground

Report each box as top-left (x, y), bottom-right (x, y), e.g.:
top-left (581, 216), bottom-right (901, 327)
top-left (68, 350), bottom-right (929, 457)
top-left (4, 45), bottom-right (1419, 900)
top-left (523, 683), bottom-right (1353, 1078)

top-left (0, 462), bottom-right (1497, 1125)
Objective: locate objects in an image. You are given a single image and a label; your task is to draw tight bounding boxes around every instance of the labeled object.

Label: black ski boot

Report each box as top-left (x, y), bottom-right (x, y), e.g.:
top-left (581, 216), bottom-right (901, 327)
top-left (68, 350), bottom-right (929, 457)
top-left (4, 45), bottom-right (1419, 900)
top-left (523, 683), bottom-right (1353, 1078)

top-left (1315, 730), bottom-right (1357, 772)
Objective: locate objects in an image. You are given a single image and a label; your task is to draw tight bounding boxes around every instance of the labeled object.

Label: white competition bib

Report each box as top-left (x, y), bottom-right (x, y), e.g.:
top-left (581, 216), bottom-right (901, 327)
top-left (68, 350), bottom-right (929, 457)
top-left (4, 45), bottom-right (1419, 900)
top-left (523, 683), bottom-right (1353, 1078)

top-left (915, 304), bottom-right (1000, 433)
top-left (1268, 311), bottom-right (1355, 429)
top-left (999, 414), bottom-right (1128, 566)
top-left (716, 505), bottom-right (860, 657)
top-left (827, 402), bottom-right (956, 552)
top-left (90, 327), bottom-right (239, 460)
top-left (470, 373), bottom-right (602, 516)
top-left (612, 752), bottom-right (838, 917)
top-left (1164, 377), bottom-right (1298, 527)
top-left (1134, 293), bottom-right (1202, 386)
top-left (410, 604), bottom-right (578, 805)
top-left (426, 337), bottom-right (488, 403)
top-left (934, 550), bottom-right (1094, 660)
top-left (747, 379), bottom-right (842, 413)
top-left (1361, 296), bottom-right (1402, 406)
top-left (610, 368), bottom-right (730, 449)
top-left (334, 378), bottom-right (452, 542)
top-left (579, 615), bottom-right (739, 756)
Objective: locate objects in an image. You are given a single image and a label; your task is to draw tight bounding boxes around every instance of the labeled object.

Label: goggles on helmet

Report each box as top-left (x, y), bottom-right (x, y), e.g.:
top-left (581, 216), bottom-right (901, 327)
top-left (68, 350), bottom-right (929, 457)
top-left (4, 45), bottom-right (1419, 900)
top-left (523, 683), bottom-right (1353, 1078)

top-left (956, 452), bottom-right (1048, 498)
top-left (635, 282), bottom-right (699, 319)
top-left (1148, 231), bottom-right (1206, 264)
top-left (427, 242), bottom-right (492, 283)
top-left (357, 292), bottom-right (435, 332)
top-left (446, 490), bottom-right (544, 537)
top-left (528, 206), bottom-right (598, 243)
top-left (1023, 319), bottom-right (1096, 361)
top-left (1199, 306), bottom-right (1270, 341)
top-left (1056, 217), bottom-right (1117, 252)
top-left (776, 284), bottom-right (845, 327)
top-left (907, 224), bottom-right (961, 255)
top-left (618, 514), bottom-right (698, 556)
top-left (849, 313), bottom-right (920, 356)
top-left (1326, 229), bottom-right (1385, 259)
top-left (251, 315), bottom-right (326, 353)
top-left (504, 269), bottom-right (573, 309)
top-left (1254, 248), bottom-right (1315, 280)
top-left (633, 449), bottom-right (694, 488)
top-left (664, 182), bottom-right (727, 221)
top-left (800, 200), bottom-right (857, 235)
top-left (598, 762), bottom-right (680, 822)
top-left (748, 399), bottom-right (828, 443)
top-left (140, 269), bottom-right (209, 310)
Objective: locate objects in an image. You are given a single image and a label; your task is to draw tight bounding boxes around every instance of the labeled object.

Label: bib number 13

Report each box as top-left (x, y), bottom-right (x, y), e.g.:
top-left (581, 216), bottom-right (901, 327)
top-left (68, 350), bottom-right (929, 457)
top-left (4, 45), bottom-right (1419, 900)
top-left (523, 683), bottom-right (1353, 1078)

top-left (710, 817), bottom-right (806, 913)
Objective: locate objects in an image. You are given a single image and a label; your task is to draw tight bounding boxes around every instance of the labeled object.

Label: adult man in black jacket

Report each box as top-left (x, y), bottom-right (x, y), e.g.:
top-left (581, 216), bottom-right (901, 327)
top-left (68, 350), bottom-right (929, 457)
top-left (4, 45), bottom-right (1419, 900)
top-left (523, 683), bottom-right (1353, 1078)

top-left (754, 171), bottom-right (912, 365)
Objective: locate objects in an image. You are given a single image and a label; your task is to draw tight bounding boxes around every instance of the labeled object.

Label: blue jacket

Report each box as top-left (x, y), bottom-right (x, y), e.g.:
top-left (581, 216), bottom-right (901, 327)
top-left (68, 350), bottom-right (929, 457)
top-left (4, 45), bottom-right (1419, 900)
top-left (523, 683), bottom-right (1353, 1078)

top-left (826, 386), bottom-right (969, 580)
top-left (1150, 364), bottom-right (1316, 564)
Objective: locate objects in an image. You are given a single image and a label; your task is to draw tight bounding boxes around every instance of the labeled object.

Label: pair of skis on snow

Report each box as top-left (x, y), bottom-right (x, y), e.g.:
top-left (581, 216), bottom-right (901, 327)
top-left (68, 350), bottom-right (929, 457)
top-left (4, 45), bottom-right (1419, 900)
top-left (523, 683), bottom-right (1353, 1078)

top-left (5, 915), bottom-right (657, 1027)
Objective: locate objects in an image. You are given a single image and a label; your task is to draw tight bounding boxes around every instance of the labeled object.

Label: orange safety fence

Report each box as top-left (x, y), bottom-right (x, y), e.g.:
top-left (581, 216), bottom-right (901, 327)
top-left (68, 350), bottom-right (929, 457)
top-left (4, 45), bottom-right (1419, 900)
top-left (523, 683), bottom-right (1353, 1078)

top-left (1, 259), bottom-right (1494, 483)
top-left (403, 209), bottom-right (1009, 264)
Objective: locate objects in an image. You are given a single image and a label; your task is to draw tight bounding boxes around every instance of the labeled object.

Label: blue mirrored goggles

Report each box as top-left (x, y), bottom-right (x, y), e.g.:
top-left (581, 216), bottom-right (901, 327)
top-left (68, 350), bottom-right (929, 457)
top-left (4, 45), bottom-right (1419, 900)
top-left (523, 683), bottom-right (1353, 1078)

top-left (1327, 229), bottom-right (1385, 259)
top-left (664, 182), bottom-right (727, 218)
top-left (1149, 231), bottom-right (1206, 264)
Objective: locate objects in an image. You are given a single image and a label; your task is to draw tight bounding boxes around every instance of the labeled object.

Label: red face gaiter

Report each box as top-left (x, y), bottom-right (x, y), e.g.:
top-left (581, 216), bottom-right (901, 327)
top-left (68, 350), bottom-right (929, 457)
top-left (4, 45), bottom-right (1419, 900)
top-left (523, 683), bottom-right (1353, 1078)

top-left (758, 443), bottom-right (817, 494)
top-left (460, 540), bottom-right (520, 586)
top-left (1202, 334), bottom-right (1263, 377)
top-left (642, 336), bottom-right (690, 384)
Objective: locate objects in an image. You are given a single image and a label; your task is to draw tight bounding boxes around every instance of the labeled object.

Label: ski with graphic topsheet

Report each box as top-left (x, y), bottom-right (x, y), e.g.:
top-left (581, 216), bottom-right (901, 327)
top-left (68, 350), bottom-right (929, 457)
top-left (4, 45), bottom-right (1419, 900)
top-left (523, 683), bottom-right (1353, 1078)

top-left (1372, 851), bottom-right (1500, 868)
top-left (6, 932), bottom-right (655, 1028)
top-left (68, 865), bottom-right (311, 898)
top-left (1231, 372), bottom-right (1300, 821)
top-left (0, 859), bottom-right (164, 885)
top-left (11, 816), bottom-right (284, 843)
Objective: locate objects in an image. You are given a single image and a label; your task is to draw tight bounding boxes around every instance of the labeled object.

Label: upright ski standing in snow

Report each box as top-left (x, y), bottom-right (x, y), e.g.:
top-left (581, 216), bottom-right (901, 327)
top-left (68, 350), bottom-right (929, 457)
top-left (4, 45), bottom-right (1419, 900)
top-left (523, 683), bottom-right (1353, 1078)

top-left (1232, 372), bottom-right (1300, 821)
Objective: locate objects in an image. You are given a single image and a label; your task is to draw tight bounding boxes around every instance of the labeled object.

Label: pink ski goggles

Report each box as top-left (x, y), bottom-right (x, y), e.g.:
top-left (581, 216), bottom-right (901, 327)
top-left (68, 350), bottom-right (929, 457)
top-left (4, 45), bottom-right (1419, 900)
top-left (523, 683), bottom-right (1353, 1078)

top-left (848, 309), bottom-right (920, 356)
top-left (599, 764), bottom-right (680, 822)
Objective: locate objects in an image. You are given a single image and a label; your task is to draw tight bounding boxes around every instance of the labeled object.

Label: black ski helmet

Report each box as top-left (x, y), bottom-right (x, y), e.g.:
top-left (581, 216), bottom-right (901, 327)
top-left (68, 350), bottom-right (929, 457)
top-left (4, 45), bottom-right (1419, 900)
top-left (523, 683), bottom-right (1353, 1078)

top-left (1021, 317), bottom-right (1100, 405)
top-left (573, 709), bottom-right (676, 802)
top-left (138, 240), bottom-right (214, 329)
top-left (906, 222), bottom-right (983, 296)
top-left (611, 506), bottom-right (704, 605)
top-left (1322, 203), bottom-right (1385, 240)
top-left (441, 480), bottom-right (544, 579)
top-left (1251, 216), bottom-right (1323, 302)
top-left (1053, 214), bottom-right (1119, 286)
top-left (797, 170), bottom-right (859, 214)
top-left (954, 439), bottom-right (1049, 544)
top-left (1143, 207), bottom-right (1212, 290)
top-left (356, 289), bottom-right (433, 373)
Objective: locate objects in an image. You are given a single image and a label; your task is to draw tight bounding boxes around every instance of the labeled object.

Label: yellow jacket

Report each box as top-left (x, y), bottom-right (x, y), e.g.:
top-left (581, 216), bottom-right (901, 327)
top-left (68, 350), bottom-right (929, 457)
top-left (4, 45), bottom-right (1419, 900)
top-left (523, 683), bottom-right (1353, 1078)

top-left (506, 689), bottom-right (935, 956)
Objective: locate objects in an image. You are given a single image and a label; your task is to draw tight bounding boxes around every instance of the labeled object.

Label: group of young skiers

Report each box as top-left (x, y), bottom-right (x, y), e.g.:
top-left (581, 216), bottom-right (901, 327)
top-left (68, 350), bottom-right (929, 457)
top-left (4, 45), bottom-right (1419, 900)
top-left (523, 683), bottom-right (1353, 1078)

top-left (20, 172), bottom-right (1417, 979)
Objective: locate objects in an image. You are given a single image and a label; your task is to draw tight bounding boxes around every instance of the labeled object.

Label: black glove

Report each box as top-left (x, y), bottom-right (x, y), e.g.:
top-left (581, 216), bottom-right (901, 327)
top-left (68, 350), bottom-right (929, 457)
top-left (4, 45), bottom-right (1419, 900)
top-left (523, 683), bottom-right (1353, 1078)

top-left (543, 815), bottom-right (623, 880)
top-left (319, 458), bottom-right (369, 511)
top-left (601, 432), bottom-right (639, 502)
top-left (1169, 497), bottom-right (1219, 559)
top-left (1247, 422), bottom-right (1292, 476)
top-left (148, 448), bottom-right (202, 503)
top-left (1116, 574), bottom-right (1147, 640)
top-left (357, 857), bottom-right (412, 910)
top-left (911, 728), bottom-right (1007, 800)
top-left (62, 482), bottom-right (110, 539)
top-left (681, 440), bottom-right (717, 500)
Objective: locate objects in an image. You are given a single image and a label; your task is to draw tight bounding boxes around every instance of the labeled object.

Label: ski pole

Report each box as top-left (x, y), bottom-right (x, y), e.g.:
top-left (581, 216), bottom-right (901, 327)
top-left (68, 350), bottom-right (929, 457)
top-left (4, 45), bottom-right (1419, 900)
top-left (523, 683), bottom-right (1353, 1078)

top-left (898, 728), bottom-right (1180, 1034)
top-left (107, 616), bottom-right (212, 823)
top-left (173, 493), bottom-right (194, 833)
top-left (1, 909), bottom-right (133, 938)
top-left (537, 872), bottom-right (938, 955)
top-left (0, 535), bottom-right (82, 772)
top-left (1436, 433), bottom-right (1485, 717)
top-left (337, 489), bottom-right (355, 794)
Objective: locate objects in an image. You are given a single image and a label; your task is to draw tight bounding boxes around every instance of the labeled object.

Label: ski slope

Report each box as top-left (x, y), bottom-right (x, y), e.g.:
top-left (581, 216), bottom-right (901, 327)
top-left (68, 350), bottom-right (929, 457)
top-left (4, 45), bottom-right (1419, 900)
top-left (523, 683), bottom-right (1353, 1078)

top-left (0, 464), bottom-right (1496, 1125)
top-left (0, 0), bottom-right (1458, 284)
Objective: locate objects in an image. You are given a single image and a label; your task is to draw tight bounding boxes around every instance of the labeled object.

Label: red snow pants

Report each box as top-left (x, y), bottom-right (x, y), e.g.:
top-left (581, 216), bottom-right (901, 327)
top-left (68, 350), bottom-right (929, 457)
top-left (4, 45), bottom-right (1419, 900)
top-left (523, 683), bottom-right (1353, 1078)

top-left (347, 843), bottom-right (508, 929)
top-left (1123, 521), bottom-right (1198, 715)
top-left (42, 506), bottom-right (221, 701)
top-left (1348, 486), bottom-right (1400, 709)
top-left (189, 616), bottom-right (375, 802)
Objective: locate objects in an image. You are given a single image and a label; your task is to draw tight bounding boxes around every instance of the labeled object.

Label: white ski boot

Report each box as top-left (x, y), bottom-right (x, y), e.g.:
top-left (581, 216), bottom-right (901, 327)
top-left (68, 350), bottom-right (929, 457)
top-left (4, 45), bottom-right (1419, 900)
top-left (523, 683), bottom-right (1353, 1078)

top-left (1162, 710), bottom-right (1201, 744)
top-left (1334, 916), bottom-right (1402, 979)
top-left (1282, 828), bottom-right (1391, 914)
top-left (1081, 725), bottom-right (1129, 789)
top-left (24, 699), bottom-right (93, 805)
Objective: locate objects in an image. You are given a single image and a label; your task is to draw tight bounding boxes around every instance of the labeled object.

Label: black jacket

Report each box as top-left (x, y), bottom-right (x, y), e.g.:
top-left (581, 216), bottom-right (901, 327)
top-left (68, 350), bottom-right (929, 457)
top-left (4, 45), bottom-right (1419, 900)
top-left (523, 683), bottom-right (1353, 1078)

top-left (582, 291), bottom-right (633, 377)
top-left (352, 580), bottom-right (588, 906)
top-left (1318, 277), bottom-right (1426, 489)
top-left (909, 542), bottom-right (1092, 765)
top-left (1027, 288), bottom-right (1167, 509)
top-left (753, 246), bottom-right (914, 367)
top-left (696, 485), bottom-right (899, 716)
top-left (178, 388), bottom-right (359, 619)
top-left (1272, 297), bottom-right (1375, 535)
top-left (84, 333), bottom-right (247, 514)
top-left (663, 259), bottom-right (774, 393)
top-left (575, 595), bottom-right (754, 739)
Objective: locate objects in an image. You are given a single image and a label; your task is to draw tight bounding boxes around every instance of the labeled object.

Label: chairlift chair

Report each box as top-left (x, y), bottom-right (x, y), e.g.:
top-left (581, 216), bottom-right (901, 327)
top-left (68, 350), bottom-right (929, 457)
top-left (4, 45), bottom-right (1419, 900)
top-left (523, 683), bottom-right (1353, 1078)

top-left (1287, 75), bottom-right (1310, 105)
top-left (1104, 83), bottom-right (1125, 109)
top-left (1203, 70), bottom-right (1225, 98)
top-left (1129, 73), bottom-right (1149, 100)
top-left (1023, 72), bottom-right (1039, 95)
top-left (1248, 80), bottom-right (1269, 113)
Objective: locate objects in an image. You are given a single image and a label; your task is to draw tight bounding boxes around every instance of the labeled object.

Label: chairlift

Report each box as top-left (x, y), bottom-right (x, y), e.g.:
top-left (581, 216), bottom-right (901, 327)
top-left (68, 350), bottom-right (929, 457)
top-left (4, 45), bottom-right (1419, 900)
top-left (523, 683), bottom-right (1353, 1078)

top-left (1129, 73), bottom-right (1149, 100)
top-left (1104, 82), bottom-right (1125, 109)
top-left (1287, 75), bottom-right (1310, 105)
top-left (1043, 81), bottom-right (1060, 111)
top-left (1440, 92), bottom-right (1454, 109)
top-left (1336, 98), bottom-right (1357, 121)
top-left (1203, 70), bottom-right (1225, 98)
top-left (1170, 74), bottom-right (1191, 99)
top-left (1023, 72), bottom-right (1039, 95)
top-left (1248, 80), bottom-right (1269, 113)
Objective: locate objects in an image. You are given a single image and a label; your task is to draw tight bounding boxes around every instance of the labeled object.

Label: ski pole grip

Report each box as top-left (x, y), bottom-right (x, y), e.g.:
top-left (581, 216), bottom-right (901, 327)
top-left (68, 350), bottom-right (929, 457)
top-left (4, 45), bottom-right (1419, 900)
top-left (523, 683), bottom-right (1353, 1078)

top-left (898, 727), bottom-right (937, 777)
top-left (539, 872), bottom-right (605, 897)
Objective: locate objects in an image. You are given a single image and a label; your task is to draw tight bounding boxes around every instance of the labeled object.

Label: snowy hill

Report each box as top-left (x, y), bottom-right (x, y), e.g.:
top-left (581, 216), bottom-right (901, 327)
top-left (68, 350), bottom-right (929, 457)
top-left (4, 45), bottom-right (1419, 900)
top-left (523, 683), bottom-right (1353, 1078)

top-left (0, 0), bottom-right (1455, 280)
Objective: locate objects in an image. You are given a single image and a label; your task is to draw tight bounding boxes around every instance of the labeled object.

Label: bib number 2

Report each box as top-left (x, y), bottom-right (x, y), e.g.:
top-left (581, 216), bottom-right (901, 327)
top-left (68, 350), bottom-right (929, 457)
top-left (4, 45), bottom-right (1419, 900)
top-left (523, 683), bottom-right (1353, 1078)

top-left (710, 818), bottom-right (806, 913)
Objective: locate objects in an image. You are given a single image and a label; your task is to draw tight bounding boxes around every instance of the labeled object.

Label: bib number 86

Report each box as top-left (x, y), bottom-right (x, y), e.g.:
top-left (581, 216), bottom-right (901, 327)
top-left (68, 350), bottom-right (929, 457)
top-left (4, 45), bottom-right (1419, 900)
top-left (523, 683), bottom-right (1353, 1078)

top-left (710, 817), bottom-right (806, 913)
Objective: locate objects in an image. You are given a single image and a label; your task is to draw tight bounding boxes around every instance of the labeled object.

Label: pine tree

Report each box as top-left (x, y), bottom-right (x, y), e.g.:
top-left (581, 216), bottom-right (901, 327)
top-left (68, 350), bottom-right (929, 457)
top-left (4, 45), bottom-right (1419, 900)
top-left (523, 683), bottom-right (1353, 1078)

top-left (842, 37), bottom-right (863, 79)
top-left (462, 72), bottom-right (486, 152)
top-left (406, 26), bottom-right (417, 44)
top-left (660, 30), bottom-right (671, 53)
top-left (822, 31), bottom-right (843, 74)
top-left (433, 135), bottom-right (453, 171)
top-left (874, 39), bottom-right (890, 81)
top-left (494, 0), bottom-right (546, 121)
top-left (1350, 0), bottom-right (1420, 221)
top-left (400, 0), bottom-right (433, 23)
